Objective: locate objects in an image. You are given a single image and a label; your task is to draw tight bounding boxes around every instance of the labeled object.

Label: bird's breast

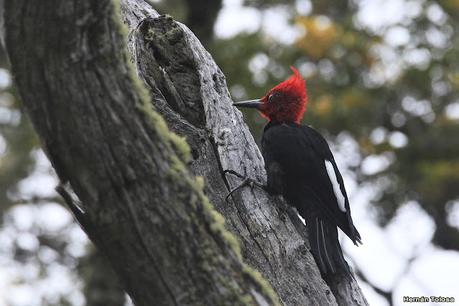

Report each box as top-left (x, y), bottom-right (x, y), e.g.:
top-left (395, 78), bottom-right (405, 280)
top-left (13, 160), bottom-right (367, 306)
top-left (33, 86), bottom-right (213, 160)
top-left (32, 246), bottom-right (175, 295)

top-left (262, 123), bottom-right (318, 189)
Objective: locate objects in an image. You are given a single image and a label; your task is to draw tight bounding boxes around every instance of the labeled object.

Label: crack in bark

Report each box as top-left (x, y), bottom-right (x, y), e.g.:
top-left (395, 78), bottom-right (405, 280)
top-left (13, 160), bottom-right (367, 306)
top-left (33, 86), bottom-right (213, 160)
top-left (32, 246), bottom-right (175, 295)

top-left (209, 134), bottom-right (279, 278)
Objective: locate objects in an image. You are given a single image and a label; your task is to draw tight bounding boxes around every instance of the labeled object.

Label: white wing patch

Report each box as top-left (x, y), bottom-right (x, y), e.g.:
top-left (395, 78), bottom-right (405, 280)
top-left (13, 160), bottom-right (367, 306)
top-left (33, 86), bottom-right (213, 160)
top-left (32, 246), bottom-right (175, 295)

top-left (325, 160), bottom-right (346, 212)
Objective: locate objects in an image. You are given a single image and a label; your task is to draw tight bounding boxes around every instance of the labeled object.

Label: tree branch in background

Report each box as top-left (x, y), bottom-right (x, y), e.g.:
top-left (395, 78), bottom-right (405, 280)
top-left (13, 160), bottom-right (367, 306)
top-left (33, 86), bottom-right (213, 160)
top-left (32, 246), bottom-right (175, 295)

top-left (354, 267), bottom-right (393, 305)
top-left (183, 0), bottom-right (222, 45)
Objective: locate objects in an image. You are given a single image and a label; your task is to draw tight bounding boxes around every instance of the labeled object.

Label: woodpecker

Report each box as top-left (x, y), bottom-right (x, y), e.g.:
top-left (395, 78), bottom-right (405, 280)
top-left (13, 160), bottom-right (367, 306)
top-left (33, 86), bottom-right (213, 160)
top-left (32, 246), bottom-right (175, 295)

top-left (231, 66), bottom-right (361, 278)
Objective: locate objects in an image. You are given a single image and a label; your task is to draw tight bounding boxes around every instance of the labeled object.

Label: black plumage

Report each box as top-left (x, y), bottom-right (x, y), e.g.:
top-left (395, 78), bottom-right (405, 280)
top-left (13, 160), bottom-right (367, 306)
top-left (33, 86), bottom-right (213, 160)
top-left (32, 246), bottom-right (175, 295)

top-left (232, 66), bottom-right (361, 278)
top-left (261, 121), bottom-right (361, 277)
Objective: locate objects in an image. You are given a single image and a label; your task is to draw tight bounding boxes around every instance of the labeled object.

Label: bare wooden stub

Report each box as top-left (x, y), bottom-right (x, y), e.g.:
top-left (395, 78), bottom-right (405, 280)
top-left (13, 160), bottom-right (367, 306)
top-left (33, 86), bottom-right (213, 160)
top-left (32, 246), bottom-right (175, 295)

top-left (121, 1), bottom-right (369, 305)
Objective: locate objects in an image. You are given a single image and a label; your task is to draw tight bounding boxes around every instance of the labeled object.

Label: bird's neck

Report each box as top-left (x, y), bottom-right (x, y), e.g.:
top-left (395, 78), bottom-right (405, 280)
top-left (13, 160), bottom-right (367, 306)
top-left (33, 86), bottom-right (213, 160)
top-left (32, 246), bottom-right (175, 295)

top-left (268, 119), bottom-right (299, 126)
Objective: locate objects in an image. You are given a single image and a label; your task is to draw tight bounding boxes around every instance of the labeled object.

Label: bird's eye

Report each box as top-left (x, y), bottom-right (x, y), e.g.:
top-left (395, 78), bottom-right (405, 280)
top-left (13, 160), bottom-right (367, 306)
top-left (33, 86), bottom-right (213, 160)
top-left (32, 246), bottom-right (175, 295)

top-left (268, 94), bottom-right (275, 103)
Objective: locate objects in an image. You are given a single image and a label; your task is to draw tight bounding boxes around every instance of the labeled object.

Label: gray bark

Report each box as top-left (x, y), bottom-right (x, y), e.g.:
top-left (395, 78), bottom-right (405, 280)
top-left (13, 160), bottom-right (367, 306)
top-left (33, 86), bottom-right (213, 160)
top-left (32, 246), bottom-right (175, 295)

top-left (78, 247), bottom-right (126, 306)
top-left (121, 1), bottom-right (368, 305)
top-left (2, 0), bottom-right (369, 305)
top-left (2, 1), bottom-right (278, 306)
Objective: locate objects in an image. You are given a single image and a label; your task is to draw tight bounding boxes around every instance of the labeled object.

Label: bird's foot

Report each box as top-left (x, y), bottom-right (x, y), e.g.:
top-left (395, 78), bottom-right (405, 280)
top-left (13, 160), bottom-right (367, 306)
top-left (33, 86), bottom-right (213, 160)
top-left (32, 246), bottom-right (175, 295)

top-left (223, 169), bottom-right (266, 201)
top-left (276, 200), bottom-right (291, 221)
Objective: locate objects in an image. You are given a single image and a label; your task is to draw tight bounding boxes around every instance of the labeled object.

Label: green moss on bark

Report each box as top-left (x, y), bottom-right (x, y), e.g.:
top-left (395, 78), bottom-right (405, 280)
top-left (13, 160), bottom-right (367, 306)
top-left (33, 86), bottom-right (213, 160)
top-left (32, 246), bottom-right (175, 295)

top-left (108, 2), bottom-right (280, 305)
top-left (242, 265), bottom-right (281, 306)
top-left (169, 133), bottom-right (191, 163)
top-left (191, 176), bottom-right (242, 260)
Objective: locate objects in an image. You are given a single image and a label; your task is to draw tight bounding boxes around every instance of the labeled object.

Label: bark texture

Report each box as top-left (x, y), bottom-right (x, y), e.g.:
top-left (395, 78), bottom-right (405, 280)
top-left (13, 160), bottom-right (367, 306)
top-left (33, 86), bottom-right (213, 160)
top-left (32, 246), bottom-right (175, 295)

top-left (2, 1), bottom-right (278, 306)
top-left (2, 0), bottom-right (369, 305)
top-left (122, 1), bottom-right (368, 305)
top-left (79, 247), bottom-right (126, 306)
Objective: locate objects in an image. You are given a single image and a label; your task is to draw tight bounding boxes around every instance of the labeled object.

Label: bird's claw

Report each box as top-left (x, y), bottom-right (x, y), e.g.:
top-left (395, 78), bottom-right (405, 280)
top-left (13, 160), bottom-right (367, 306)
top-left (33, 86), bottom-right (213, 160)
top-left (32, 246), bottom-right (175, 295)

top-left (223, 169), bottom-right (245, 179)
top-left (223, 169), bottom-right (265, 202)
top-left (276, 200), bottom-right (290, 221)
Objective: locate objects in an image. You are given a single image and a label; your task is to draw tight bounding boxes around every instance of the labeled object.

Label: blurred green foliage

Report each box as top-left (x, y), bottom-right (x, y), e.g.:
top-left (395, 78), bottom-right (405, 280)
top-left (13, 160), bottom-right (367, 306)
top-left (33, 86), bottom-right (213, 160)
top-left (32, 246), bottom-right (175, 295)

top-left (208, 0), bottom-right (459, 251)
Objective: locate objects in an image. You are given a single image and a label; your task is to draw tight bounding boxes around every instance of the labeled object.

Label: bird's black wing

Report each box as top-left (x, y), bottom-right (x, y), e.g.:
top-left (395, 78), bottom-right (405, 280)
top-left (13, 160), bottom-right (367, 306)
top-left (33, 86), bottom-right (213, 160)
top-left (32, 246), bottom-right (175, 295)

top-left (301, 125), bottom-right (361, 244)
top-left (262, 122), bottom-right (360, 276)
top-left (262, 122), bottom-right (360, 244)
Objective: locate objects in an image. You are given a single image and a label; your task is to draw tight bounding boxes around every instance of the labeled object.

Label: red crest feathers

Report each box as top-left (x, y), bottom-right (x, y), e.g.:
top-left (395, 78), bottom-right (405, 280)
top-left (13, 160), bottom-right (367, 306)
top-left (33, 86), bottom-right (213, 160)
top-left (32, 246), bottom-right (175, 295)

top-left (262, 66), bottom-right (307, 123)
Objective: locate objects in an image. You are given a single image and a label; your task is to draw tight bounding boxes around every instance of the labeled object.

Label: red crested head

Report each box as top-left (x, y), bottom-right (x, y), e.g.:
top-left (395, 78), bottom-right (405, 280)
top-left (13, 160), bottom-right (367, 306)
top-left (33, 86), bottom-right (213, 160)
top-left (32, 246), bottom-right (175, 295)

top-left (234, 66), bottom-right (307, 124)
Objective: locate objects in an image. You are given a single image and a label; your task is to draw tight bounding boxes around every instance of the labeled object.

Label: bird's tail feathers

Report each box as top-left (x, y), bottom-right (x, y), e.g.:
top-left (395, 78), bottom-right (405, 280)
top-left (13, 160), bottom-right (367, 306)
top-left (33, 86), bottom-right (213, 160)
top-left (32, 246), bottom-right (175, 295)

top-left (307, 217), bottom-right (353, 279)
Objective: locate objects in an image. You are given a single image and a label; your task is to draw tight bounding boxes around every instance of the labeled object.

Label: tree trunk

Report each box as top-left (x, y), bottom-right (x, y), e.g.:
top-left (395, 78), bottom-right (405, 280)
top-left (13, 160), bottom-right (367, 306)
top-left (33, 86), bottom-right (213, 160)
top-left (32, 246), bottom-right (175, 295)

top-left (78, 247), bottom-right (126, 306)
top-left (1, 0), bottom-right (368, 305)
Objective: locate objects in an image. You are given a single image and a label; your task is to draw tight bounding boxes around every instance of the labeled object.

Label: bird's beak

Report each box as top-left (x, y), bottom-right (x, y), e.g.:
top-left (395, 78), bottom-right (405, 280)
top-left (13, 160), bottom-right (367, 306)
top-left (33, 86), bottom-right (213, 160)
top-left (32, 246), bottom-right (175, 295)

top-left (233, 99), bottom-right (262, 109)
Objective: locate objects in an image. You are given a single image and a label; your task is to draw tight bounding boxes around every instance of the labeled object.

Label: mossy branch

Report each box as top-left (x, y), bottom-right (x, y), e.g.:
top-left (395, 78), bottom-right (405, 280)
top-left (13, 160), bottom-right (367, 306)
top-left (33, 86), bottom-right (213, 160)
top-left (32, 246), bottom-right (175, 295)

top-left (2, 0), bottom-right (280, 305)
